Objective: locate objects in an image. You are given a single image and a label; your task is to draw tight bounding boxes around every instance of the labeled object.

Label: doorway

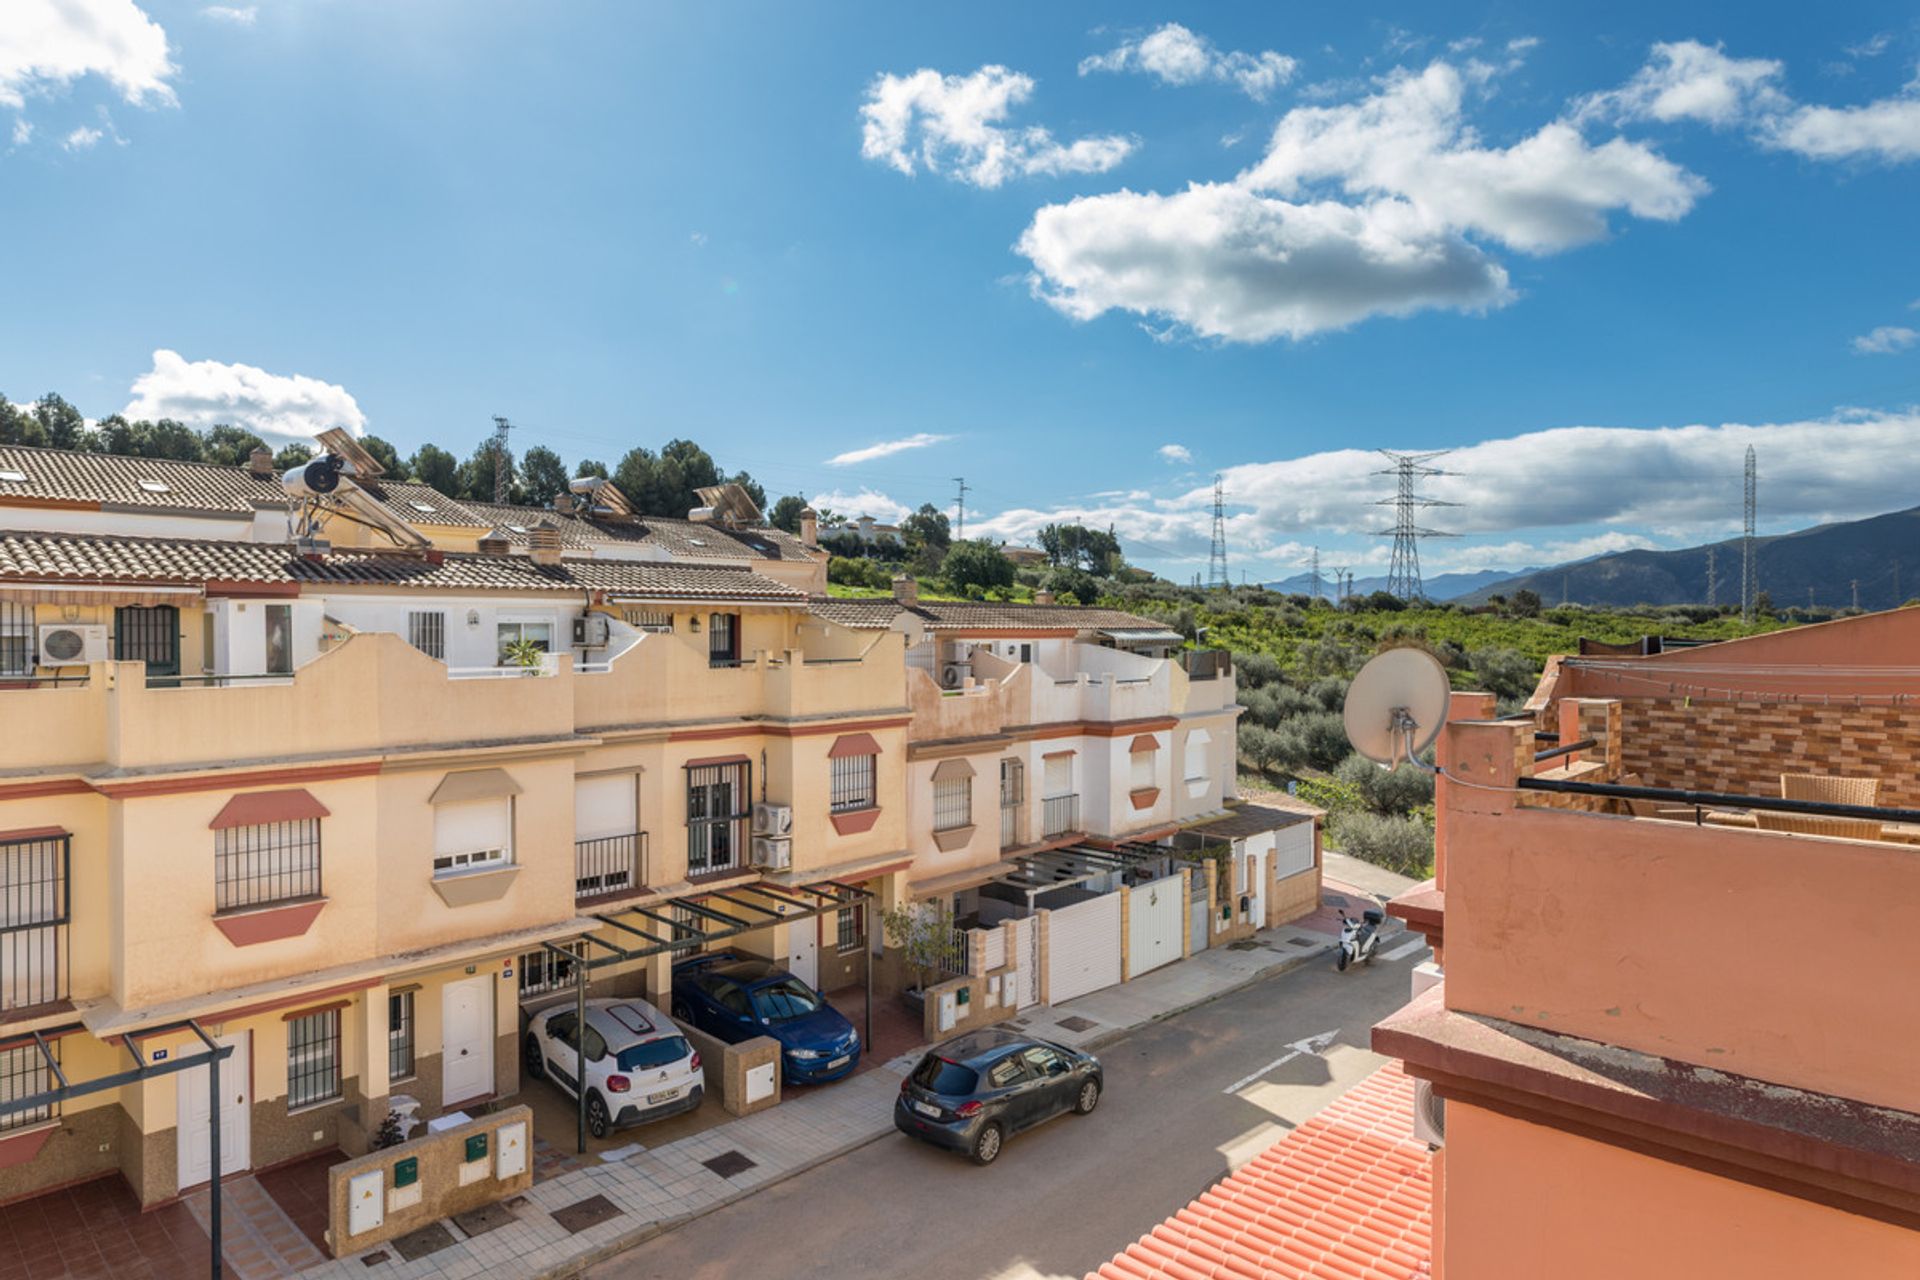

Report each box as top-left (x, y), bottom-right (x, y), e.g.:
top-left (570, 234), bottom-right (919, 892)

top-left (787, 914), bottom-right (819, 989)
top-left (177, 1033), bottom-right (250, 1191)
top-left (441, 976), bottom-right (496, 1106)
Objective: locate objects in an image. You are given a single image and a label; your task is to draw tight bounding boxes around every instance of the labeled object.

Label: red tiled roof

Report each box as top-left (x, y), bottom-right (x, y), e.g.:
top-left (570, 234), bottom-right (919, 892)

top-left (1090, 1064), bottom-right (1431, 1280)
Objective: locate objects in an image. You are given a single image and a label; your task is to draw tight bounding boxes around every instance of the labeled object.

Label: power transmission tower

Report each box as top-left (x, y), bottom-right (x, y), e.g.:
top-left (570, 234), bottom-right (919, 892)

top-left (1309, 547), bottom-right (1322, 601)
top-left (1852, 579), bottom-right (1860, 611)
top-left (1375, 450), bottom-right (1459, 600)
top-left (490, 416), bottom-right (515, 504)
top-left (1741, 446), bottom-right (1757, 622)
top-left (1896, 560), bottom-right (1902, 607)
top-left (1808, 586), bottom-right (1815, 610)
top-left (1206, 476), bottom-right (1229, 591)
top-left (1561, 573), bottom-right (1570, 607)
top-left (1706, 546), bottom-right (1717, 607)
top-left (952, 477), bottom-right (969, 540)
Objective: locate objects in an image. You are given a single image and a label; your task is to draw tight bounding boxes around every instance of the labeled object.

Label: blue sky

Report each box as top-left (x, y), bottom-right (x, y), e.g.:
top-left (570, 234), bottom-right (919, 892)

top-left (3, 2), bottom-right (1918, 582)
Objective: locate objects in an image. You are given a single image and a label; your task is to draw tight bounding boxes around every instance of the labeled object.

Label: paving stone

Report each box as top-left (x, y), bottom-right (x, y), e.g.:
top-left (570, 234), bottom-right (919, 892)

top-left (450, 1202), bottom-right (516, 1238)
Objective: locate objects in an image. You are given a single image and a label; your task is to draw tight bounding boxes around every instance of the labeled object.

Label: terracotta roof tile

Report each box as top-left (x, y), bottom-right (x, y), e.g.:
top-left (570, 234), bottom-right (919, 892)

top-left (0, 443), bottom-right (283, 513)
top-left (457, 502), bottom-right (823, 563)
top-left (0, 530), bottom-right (805, 601)
top-left (1089, 1064), bottom-right (1431, 1280)
top-left (808, 597), bottom-right (1168, 633)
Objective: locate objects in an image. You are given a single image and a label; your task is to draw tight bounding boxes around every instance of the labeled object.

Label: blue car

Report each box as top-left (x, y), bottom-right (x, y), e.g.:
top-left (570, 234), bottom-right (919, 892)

top-left (670, 953), bottom-right (861, 1084)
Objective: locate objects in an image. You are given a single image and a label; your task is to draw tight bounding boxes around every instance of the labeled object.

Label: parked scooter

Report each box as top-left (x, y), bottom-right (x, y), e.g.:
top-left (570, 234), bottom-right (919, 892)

top-left (1335, 908), bottom-right (1386, 971)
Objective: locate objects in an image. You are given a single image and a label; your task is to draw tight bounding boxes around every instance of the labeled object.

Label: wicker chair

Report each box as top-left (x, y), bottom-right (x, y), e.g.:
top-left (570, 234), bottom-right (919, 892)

top-left (1780, 773), bottom-right (1879, 807)
top-left (1754, 810), bottom-right (1884, 841)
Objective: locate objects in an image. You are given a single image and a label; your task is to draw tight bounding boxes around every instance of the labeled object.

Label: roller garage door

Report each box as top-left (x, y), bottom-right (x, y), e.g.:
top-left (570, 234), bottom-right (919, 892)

top-left (1047, 893), bottom-right (1122, 1005)
top-left (1126, 874), bottom-right (1184, 978)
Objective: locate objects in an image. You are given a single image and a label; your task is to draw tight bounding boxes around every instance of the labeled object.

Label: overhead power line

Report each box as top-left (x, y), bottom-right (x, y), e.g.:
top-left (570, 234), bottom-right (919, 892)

top-left (1375, 450), bottom-right (1459, 600)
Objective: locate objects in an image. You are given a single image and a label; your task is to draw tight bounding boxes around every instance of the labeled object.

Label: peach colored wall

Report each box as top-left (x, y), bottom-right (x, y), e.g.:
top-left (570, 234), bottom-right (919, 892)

top-left (903, 752), bottom-right (1002, 891)
top-left (1556, 609), bottom-right (1920, 701)
top-left (1440, 719), bottom-right (1920, 1112)
top-left (1441, 1102), bottom-right (1920, 1278)
top-left (0, 790), bottom-right (111, 1006)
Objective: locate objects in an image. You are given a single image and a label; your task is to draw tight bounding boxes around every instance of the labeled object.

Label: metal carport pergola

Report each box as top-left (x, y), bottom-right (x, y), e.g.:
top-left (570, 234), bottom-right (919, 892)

top-left (536, 879), bottom-right (875, 1153)
top-left (0, 1020), bottom-right (235, 1278)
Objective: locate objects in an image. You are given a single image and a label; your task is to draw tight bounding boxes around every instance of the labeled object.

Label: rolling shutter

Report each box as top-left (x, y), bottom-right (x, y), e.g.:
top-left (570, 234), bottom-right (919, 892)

top-left (575, 775), bottom-right (637, 841)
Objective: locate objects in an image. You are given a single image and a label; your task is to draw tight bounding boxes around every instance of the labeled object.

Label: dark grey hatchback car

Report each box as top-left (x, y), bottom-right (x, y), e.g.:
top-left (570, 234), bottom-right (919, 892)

top-left (893, 1028), bottom-right (1102, 1165)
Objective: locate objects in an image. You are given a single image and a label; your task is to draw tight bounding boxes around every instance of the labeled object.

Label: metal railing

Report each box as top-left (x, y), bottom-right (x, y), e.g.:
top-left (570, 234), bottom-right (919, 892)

top-left (2, 832), bottom-right (69, 1012)
top-left (575, 831), bottom-right (648, 899)
top-left (1042, 794), bottom-right (1080, 838)
top-left (1517, 776), bottom-right (1920, 825)
top-left (937, 928), bottom-right (970, 977)
top-left (1000, 804), bottom-right (1022, 850)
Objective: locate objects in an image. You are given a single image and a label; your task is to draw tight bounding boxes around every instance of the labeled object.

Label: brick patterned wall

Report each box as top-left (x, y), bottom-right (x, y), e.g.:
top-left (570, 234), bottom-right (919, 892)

top-left (1615, 698), bottom-right (1917, 808)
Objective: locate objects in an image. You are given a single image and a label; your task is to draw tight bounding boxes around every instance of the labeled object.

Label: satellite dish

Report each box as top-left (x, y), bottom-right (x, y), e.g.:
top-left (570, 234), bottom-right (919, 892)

top-left (1344, 648), bottom-right (1451, 768)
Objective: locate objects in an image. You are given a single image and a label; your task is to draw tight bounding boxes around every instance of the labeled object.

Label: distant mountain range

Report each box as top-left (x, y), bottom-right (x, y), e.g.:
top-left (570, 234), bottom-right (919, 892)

top-left (1458, 505), bottom-right (1920, 611)
top-left (1265, 566), bottom-right (1539, 602)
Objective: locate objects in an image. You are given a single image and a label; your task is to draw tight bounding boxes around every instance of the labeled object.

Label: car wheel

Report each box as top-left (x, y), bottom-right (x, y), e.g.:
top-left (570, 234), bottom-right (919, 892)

top-left (523, 1034), bottom-right (545, 1081)
top-left (587, 1092), bottom-right (612, 1140)
top-left (970, 1121), bottom-right (1004, 1166)
top-left (1074, 1078), bottom-right (1101, 1115)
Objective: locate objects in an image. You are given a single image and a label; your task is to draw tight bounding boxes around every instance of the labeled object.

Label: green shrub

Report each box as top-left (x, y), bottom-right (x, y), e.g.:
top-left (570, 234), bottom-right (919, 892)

top-left (1238, 724), bottom-right (1283, 776)
top-left (1278, 710), bottom-right (1350, 771)
top-left (1333, 753), bottom-right (1436, 814)
top-left (1233, 651), bottom-right (1283, 688)
top-left (1292, 775), bottom-right (1363, 816)
top-left (1467, 646), bottom-right (1537, 700)
top-left (1329, 810), bottom-right (1434, 877)
top-left (1307, 676), bottom-right (1349, 711)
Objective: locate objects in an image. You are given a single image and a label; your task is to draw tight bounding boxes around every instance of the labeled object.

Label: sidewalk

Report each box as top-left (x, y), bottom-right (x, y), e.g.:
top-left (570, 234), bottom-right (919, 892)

top-left (288, 874), bottom-right (1412, 1279)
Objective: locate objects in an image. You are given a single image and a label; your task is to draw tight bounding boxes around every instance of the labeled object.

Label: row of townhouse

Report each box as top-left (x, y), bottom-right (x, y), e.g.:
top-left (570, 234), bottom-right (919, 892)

top-left (0, 439), bottom-right (1287, 1215)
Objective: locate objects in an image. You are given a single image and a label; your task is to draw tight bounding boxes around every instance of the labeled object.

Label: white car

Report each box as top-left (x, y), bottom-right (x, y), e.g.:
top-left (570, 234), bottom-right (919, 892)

top-left (524, 998), bottom-right (704, 1137)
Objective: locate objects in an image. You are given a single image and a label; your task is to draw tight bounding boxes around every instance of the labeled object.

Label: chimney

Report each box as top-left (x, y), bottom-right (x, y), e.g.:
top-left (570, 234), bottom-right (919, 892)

top-left (553, 491), bottom-right (576, 516)
top-left (477, 526), bottom-right (512, 556)
top-left (799, 506), bottom-right (818, 549)
top-left (529, 520), bottom-right (564, 566)
top-left (248, 445), bottom-right (275, 477)
top-left (891, 575), bottom-right (918, 604)
top-left (1034, 590), bottom-right (1055, 605)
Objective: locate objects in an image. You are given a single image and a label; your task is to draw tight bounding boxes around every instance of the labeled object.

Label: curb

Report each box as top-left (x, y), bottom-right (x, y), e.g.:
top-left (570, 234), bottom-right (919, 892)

top-left (536, 926), bottom-right (1403, 1277)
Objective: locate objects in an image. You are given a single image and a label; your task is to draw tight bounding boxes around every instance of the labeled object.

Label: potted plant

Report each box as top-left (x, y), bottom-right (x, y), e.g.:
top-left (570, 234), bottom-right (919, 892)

top-left (882, 900), bottom-right (956, 1016)
top-left (501, 637), bottom-right (547, 675)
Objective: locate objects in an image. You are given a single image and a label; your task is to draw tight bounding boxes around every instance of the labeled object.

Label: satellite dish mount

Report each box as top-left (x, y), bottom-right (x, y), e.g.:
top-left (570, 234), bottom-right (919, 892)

top-left (1343, 648), bottom-right (1451, 775)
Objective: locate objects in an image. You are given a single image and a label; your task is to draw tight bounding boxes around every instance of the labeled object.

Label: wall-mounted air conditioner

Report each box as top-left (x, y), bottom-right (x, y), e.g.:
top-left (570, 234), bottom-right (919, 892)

top-left (752, 803), bottom-right (793, 836)
top-left (941, 663), bottom-right (967, 689)
top-left (38, 624), bottom-right (107, 667)
top-left (572, 613), bottom-right (612, 648)
top-left (751, 836), bottom-right (792, 871)
top-left (1413, 1077), bottom-right (1446, 1148)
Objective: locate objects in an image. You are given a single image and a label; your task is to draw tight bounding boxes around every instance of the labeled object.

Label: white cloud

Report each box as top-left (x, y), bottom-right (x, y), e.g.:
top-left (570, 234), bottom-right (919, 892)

top-left (62, 124), bottom-right (102, 150)
top-left (1845, 33), bottom-right (1892, 59)
top-left (10, 118), bottom-right (29, 146)
top-left (1157, 443), bottom-right (1192, 463)
top-left (123, 350), bottom-right (367, 440)
top-left (1765, 90), bottom-right (1920, 163)
top-left (825, 432), bottom-right (952, 466)
top-left (1507, 36), bottom-right (1541, 56)
top-left (1574, 41), bottom-right (1787, 127)
top-left (1246, 62), bottom-right (1707, 253)
top-left (0, 0), bottom-right (177, 109)
top-left (200, 5), bottom-right (256, 25)
top-left (1852, 325), bottom-right (1919, 354)
top-left (807, 488), bottom-right (913, 525)
top-left (688, 231), bottom-right (708, 247)
top-left (1018, 183), bottom-right (1513, 342)
top-left (859, 65), bottom-right (1134, 188)
top-left (1079, 24), bottom-right (1298, 101)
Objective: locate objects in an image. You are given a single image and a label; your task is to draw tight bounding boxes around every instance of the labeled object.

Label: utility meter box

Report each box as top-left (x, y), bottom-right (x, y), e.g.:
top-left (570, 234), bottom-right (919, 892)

top-left (464, 1132), bottom-right (489, 1163)
top-left (392, 1156), bottom-right (419, 1188)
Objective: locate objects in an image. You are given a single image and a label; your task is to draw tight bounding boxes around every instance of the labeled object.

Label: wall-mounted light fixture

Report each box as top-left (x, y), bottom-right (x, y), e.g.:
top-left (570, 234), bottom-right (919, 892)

top-left (466, 610), bottom-right (480, 628)
top-left (688, 615), bottom-right (701, 633)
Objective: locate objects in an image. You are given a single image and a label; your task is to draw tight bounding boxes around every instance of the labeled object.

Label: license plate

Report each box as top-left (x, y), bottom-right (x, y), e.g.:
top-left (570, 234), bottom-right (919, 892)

top-left (647, 1088), bottom-right (680, 1104)
top-left (912, 1100), bottom-right (940, 1118)
top-left (829, 1055), bottom-right (850, 1070)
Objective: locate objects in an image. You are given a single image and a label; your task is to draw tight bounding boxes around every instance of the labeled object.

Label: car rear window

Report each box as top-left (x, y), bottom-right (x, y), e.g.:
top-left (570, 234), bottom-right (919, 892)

top-left (617, 1036), bottom-right (692, 1072)
top-left (911, 1056), bottom-right (979, 1096)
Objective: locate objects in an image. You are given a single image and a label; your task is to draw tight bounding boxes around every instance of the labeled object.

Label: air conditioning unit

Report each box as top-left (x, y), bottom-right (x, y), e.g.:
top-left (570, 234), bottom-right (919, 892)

top-left (572, 613), bottom-right (612, 648)
top-left (752, 803), bottom-right (793, 836)
top-left (1413, 1077), bottom-right (1446, 1148)
top-left (941, 663), bottom-right (966, 689)
top-left (751, 836), bottom-right (792, 871)
top-left (38, 624), bottom-right (107, 667)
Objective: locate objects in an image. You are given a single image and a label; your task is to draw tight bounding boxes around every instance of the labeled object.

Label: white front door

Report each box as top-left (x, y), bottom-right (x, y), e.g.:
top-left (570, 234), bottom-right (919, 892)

top-left (442, 976), bottom-right (495, 1106)
top-left (177, 1033), bottom-right (250, 1191)
top-left (788, 916), bottom-right (819, 989)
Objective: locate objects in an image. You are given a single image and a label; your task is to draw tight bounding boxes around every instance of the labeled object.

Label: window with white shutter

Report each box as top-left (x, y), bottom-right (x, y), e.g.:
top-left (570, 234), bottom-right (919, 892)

top-left (433, 798), bottom-right (512, 875)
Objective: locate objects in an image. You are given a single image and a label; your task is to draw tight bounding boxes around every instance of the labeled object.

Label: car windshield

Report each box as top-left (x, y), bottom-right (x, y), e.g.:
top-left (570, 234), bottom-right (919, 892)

top-left (617, 1036), bottom-right (692, 1072)
top-left (910, 1056), bottom-right (979, 1096)
top-left (749, 978), bottom-right (822, 1023)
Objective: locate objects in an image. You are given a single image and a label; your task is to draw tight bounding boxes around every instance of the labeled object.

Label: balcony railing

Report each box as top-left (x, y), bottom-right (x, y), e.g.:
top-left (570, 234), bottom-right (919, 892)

top-left (688, 816), bottom-right (749, 876)
top-left (1042, 794), bottom-right (1080, 838)
top-left (575, 831), bottom-right (648, 899)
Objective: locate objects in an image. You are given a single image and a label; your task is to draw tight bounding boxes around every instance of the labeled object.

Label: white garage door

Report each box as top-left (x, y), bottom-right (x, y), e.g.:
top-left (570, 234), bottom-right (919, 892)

top-left (1274, 822), bottom-right (1315, 879)
top-left (1126, 875), bottom-right (1184, 978)
top-left (1188, 868), bottom-right (1209, 953)
top-left (1047, 893), bottom-right (1122, 1005)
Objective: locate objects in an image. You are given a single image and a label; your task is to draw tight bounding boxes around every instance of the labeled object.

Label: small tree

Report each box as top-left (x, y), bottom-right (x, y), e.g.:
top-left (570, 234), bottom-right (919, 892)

top-left (882, 900), bottom-right (956, 993)
top-left (501, 637), bottom-right (547, 673)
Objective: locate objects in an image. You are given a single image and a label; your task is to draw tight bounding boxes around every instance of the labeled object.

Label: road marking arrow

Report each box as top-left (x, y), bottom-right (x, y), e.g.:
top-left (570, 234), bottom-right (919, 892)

top-left (1221, 1030), bottom-right (1339, 1095)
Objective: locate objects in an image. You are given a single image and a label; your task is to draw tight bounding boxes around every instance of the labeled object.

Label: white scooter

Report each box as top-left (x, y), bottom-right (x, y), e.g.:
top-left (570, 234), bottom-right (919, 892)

top-left (1335, 907), bottom-right (1385, 971)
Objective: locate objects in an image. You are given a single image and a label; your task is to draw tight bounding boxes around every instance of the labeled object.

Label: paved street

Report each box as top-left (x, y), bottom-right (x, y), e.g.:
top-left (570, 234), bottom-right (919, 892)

top-left (590, 938), bottom-right (1427, 1280)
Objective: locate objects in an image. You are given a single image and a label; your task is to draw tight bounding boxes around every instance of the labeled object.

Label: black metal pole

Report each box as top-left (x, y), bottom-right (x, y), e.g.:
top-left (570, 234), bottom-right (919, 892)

top-left (576, 955), bottom-right (589, 1155)
top-left (208, 1049), bottom-right (223, 1280)
top-left (1514, 776), bottom-right (1920, 824)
